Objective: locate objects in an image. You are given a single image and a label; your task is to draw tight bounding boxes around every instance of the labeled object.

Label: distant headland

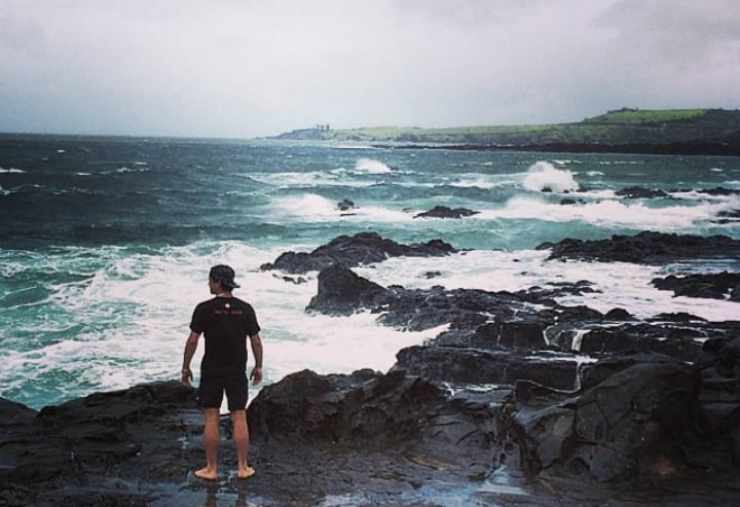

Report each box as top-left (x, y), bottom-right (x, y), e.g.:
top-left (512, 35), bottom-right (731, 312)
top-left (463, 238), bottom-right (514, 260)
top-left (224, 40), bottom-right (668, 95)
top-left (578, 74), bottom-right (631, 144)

top-left (270, 108), bottom-right (740, 156)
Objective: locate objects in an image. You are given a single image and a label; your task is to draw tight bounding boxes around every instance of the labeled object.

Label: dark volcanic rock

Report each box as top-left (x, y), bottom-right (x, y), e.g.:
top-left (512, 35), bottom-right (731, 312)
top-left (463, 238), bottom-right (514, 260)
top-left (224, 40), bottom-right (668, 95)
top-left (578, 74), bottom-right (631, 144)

top-left (306, 264), bottom-right (390, 315)
top-left (538, 231), bottom-right (740, 263)
top-left (670, 186), bottom-right (740, 197)
top-left (575, 325), bottom-right (704, 361)
top-left (260, 232), bottom-right (457, 273)
top-left (393, 345), bottom-right (578, 390)
top-left (248, 368), bottom-right (502, 482)
top-left (717, 209), bottom-right (740, 219)
top-left (336, 198), bottom-right (355, 211)
top-left (615, 186), bottom-right (668, 199)
top-left (513, 361), bottom-right (700, 482)
top-left (413, 205), bottom-right (480, 219)
top-left (652, 272), bottom-right (740, 299)
top-left (604, 307), bottom-right (635, 320)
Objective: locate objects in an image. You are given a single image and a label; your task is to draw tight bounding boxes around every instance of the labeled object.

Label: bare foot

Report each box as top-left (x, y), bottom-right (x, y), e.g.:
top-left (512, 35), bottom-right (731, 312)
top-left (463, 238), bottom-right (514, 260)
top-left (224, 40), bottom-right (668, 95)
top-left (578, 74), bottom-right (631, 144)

top-left (194, 466), bottom-right (218, 481)
top-left (237, 466), bottom-right (255, 479)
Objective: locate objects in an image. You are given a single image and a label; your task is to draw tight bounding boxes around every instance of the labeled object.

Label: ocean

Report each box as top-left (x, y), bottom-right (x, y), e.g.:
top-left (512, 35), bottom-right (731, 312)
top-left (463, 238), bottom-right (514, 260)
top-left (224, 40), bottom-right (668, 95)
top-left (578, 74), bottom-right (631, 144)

top-left (1, 134), bottom-right (739, 411)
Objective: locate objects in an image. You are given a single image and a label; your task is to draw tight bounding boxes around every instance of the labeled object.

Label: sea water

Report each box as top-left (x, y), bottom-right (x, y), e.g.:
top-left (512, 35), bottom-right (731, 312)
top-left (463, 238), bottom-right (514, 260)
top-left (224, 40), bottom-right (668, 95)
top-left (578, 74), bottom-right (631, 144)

top-left (1, 135), bottom-right (739, 410)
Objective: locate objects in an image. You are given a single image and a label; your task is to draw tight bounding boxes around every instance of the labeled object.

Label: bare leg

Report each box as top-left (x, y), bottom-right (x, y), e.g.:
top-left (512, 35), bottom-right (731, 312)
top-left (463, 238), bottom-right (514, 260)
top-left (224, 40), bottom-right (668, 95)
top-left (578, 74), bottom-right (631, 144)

top-left (231, 409), bottom-right (255, 478)
top-left (195, 408), bottom-right (220, 480)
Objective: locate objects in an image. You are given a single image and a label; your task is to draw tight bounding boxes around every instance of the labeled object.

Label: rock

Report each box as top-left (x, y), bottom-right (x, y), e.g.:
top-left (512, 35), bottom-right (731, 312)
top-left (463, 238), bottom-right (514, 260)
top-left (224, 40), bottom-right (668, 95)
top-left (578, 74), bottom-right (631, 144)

top-left (649, 312), bottom-right (707, 322)
top-left (615, 186), bottom-right (668, 199)
top-left (651, 272), bottom-right (740, 299)
top-left (538, 231), bottom-right (740, 264)
top-left (393, 345), bottom-right (578, 390)
top-left (514, 362), bottom-right (699, 482)
top-left (716, 209), bottom-right (740, 219)
top-left (306, 264), bottom-right (390, 315)
top-left (604, 308), bottom-right (634, 320)
top-left (423, 270), bottom-right (442, 279)
top-left (541, 186), bottom-right (553, 193)
top-left (337, 198), bottom-right (355, 211)
top-left (248, 368), bottom-right (502, 477)
top-left (732, 285), bottom-right (740, 302)
top-left (273, 274), bottom-right (307, 284)
top-left (559, 198), bottom-right (582, 205)
top-left (260, 232), bottom-right (457, 273)
top-left (413, 206), bottom-right (480, 219)
top-left (575, 324), bottom-right (705, 361)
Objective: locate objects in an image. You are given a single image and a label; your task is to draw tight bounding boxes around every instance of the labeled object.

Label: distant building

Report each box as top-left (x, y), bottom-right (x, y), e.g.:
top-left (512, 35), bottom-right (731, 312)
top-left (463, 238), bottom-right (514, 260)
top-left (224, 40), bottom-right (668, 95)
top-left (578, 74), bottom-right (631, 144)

top-left (314, 123), bottom-right (331, 131)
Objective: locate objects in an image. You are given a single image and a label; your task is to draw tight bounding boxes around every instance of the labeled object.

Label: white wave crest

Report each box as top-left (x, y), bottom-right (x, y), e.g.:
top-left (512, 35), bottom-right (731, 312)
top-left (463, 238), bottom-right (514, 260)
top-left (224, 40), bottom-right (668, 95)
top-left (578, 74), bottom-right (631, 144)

top-left (522, 161), bottom-right (579, 193)
top-left (477, 195), bottom-right (738, 230)
top-left (0, 167), bottom-right (26, 174)
top-left (115, 166), bottom-right (149, 174)
top-left (354, 250), bottom-right (740, 322)
top-left (269, 193), bottom-right (412, 223)
top-left (354, 158), bottom-right (392, 174)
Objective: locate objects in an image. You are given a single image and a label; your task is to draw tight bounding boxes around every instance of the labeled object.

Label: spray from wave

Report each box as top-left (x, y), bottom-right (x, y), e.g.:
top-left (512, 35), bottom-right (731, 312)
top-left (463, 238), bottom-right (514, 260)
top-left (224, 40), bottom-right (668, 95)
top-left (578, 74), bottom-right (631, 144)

top-left (522, 161), bottom-right (579, 193)
top-left (354, 158), bottom-right (393, 174)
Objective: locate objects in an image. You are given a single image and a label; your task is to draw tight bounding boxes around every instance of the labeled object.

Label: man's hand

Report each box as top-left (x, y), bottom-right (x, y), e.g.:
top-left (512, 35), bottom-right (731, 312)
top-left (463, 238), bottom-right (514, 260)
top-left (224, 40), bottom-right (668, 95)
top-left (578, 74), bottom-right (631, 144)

top-left (250, 367), bottom-right (262, 385)
top-left (181, 367), bottom-right (193, 387)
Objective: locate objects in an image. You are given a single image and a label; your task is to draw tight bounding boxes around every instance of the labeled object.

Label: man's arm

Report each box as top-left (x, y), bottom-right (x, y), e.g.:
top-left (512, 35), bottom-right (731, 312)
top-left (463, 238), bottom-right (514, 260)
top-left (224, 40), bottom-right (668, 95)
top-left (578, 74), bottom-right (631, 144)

top-left (181, 331), bottom-right (200, 386)
top-left (248, 333), bottom-right (263, 385)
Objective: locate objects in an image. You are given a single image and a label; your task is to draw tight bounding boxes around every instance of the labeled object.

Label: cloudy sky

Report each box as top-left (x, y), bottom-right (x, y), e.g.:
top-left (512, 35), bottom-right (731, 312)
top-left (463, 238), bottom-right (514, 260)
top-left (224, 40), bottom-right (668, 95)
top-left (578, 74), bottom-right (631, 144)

top-left (1, 0), bottom-right (739, 138)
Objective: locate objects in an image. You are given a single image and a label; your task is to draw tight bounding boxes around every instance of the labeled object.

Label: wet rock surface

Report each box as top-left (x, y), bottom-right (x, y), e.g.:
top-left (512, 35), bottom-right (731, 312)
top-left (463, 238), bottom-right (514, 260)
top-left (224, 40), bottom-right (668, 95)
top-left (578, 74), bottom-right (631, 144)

top-left (652, 271), bottom-right (740, 300)
top-left (4, 234), bottom-right (740, 506)
top-left (413, 206), bottom-right (480, 219)
top-left (260, 232), bottom-right (457, 274)
top-left (538, 231), bottom-right (740, 263)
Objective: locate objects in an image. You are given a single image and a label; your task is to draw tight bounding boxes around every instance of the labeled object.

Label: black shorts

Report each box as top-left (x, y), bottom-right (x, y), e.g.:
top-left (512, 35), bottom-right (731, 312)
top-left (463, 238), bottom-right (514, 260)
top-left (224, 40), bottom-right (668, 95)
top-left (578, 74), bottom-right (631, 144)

top-left (197, 373), bottom-right (248, 411)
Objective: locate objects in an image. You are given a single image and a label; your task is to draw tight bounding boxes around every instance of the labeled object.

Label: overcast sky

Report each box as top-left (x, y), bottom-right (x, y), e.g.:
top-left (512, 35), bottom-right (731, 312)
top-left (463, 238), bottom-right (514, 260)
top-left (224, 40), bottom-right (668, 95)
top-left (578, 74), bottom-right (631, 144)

top-left (1, 0), bottom-right (739, 138)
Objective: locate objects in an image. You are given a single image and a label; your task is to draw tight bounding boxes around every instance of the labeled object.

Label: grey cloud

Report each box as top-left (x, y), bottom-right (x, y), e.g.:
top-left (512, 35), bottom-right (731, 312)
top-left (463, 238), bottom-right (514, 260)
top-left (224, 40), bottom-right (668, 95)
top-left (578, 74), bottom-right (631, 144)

top-left (0, 0), bottom-right (738, 137)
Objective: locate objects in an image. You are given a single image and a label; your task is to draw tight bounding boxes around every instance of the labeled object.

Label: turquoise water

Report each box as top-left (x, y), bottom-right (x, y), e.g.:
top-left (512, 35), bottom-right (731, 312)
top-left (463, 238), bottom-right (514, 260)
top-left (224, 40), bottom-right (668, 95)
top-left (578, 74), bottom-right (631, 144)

top-left (1, 136), bottom-right (739, 409)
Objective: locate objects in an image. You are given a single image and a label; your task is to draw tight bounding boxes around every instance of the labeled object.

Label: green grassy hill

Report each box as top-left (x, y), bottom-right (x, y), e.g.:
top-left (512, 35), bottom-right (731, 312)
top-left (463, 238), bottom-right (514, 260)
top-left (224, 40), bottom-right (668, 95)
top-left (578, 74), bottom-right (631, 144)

top-left (272, 108), bottom-right (740, 148)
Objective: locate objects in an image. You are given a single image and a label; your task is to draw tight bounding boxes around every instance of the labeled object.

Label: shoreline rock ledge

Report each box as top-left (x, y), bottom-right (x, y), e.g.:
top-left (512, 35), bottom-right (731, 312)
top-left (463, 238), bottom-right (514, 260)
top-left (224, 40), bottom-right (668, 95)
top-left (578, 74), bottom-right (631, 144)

top-left (538, 231), bottom-right (740, 263)
top-left (260, 232), bottom-right (457, 274)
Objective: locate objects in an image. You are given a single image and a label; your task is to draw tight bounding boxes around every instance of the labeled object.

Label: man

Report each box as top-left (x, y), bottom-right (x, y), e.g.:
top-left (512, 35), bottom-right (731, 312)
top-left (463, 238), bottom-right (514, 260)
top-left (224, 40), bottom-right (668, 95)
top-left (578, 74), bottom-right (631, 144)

top-left (181, 264), bottom-right (263, 481)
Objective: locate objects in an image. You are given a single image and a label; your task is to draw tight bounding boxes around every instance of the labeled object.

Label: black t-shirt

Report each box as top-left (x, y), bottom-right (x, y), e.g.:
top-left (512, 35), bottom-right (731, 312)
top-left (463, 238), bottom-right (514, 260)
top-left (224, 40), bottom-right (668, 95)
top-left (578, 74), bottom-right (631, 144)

top-left (190, 296), bottom-right (260, 377)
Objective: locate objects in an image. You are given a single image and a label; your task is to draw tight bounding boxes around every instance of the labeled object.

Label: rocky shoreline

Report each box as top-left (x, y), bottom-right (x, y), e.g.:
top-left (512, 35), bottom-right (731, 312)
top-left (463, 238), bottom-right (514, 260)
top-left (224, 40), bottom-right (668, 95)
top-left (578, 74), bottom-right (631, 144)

top-left (369, 141), bottom-right (740, 157)
top-left (2, 232), bottom-right (740, 506)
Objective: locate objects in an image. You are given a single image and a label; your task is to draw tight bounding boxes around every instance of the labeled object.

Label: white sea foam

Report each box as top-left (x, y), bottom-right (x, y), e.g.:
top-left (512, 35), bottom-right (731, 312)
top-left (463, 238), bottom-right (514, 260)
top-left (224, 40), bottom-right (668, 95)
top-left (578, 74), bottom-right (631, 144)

top-left (0, 167), bottom-right (26, 174)
top-left (115, 166), bottom-right (149, 174)
top-left (0, 241), bottom-right (441, 411)
top-left (522, 161), bottom-right (579, 193)
top-left (448, 173), bottom-right (515, 189)
top-left (354, 250), bottom-right (740, 322)
top-left (269, 193), bottom-right (413, 223)
top-left (75, 172), bottom-right (92, 176)
top-left (711, 168), bottom-right (724, 172)
top-left (354, 158), bottom-right (392, 174)
top-left (249, 170), bottom-right (378, 188)
top-left (669, 190), bottom-right (739, 202)
top-left (586, 170), bottom-right (605, 177)
top-left (476, 195), bottom-right (737, 230)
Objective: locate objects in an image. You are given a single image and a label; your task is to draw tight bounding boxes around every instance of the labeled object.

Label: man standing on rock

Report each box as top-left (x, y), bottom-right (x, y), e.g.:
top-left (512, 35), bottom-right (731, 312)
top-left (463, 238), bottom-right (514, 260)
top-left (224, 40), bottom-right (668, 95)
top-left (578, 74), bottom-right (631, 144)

top-left (180, 264), bottom-right (263, 481)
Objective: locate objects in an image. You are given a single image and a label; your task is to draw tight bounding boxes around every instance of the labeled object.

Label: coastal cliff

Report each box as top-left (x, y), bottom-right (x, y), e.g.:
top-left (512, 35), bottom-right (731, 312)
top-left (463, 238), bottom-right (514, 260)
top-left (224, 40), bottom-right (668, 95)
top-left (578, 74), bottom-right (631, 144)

top-left (270, 108), bottom-right (740, 156)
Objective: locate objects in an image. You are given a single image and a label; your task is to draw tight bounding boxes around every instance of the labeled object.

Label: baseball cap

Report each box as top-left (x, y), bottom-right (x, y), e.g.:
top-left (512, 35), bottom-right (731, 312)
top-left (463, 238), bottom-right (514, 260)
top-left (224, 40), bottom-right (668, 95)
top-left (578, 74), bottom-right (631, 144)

top-left (209, 264), bottom-right (240, 290)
